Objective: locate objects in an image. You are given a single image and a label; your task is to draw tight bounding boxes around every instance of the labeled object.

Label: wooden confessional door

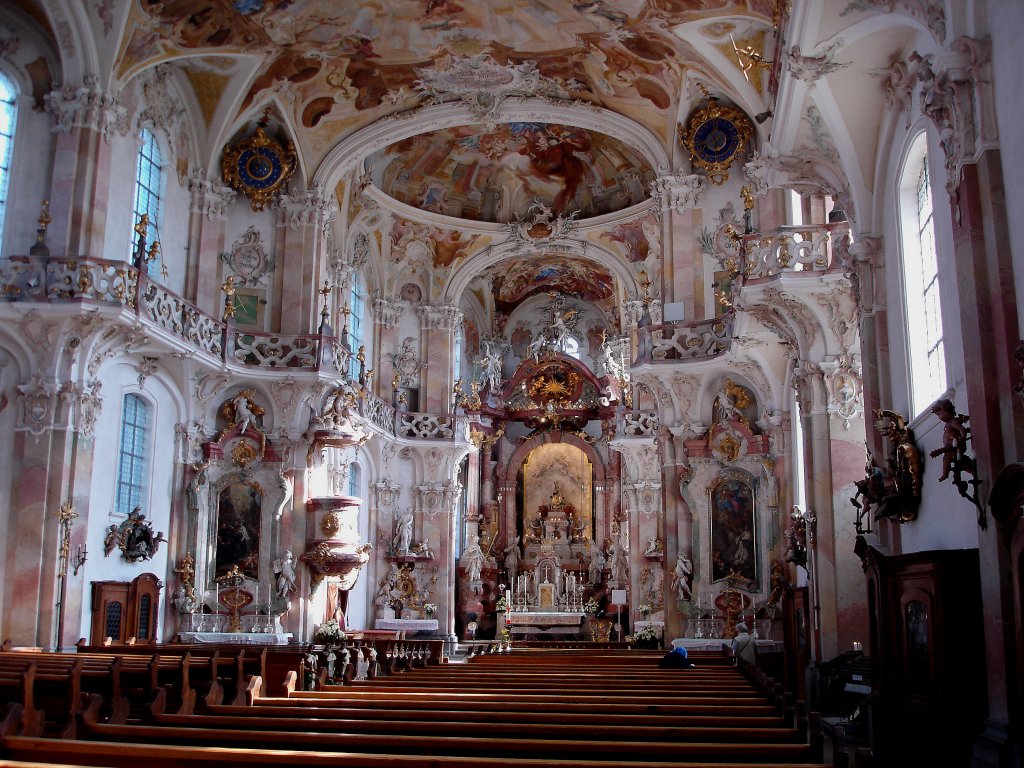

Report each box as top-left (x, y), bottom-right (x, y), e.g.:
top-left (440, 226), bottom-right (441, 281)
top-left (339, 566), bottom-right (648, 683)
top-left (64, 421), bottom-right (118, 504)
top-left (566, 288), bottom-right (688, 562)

top-left (90, 573), bottom-right (161, 644)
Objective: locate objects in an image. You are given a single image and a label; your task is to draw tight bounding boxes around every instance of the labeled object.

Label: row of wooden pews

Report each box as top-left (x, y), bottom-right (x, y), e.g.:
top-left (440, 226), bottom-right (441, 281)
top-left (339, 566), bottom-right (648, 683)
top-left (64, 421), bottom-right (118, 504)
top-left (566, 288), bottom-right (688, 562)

top-left (0, 643), bottom-right (829, 768)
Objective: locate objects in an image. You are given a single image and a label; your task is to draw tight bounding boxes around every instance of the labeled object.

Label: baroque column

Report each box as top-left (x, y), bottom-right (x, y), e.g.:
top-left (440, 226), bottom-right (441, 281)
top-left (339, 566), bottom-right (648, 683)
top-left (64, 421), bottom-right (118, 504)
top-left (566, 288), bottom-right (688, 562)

top-left (43, 77), bottom-right (128, 259)
top-left (416, 304), bottom-right (463, 413)
top-left (186, 171), bottom-right (236, 315)
top-left (274, 189), bottom-right (338, 334)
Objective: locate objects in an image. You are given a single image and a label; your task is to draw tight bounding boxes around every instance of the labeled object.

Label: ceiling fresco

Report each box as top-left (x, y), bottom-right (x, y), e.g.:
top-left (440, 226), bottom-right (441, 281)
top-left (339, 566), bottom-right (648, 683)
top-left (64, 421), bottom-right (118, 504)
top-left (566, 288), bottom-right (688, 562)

top-left (488, 255), bottom-right (615, 312)
top-left (115, 0), bottom-right (777, 171)
top-left (370, 123), bottom-right (655, 223)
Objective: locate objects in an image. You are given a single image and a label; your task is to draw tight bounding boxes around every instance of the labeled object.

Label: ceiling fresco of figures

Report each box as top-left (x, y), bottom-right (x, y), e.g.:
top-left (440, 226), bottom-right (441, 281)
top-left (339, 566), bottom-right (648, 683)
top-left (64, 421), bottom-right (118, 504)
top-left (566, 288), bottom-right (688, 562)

top-left (114, 0), bottom-right (777, 171)
top-left (487, 256), bottom-right (615, 312)
top-left (369, 123), bottom-right (656, 223)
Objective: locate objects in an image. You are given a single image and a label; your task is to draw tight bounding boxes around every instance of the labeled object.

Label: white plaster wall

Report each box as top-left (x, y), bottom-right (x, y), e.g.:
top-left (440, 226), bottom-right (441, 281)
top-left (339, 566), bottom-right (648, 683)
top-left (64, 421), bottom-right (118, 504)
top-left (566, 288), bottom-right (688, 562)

top-left (76, 360), bottom-right (182, 642)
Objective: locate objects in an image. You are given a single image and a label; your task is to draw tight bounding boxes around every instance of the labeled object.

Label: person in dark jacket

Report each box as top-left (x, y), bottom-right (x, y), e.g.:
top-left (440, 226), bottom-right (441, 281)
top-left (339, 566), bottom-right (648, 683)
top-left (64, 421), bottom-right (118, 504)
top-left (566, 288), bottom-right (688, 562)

top-left (658, 644), bottom-right (695, 668)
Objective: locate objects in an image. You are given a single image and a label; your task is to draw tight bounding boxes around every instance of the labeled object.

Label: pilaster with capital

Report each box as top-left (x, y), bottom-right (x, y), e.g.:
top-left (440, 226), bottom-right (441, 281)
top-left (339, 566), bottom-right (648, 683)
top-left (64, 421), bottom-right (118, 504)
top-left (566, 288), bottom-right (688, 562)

top-left (372, 296), bottom-right (404, 393)
top-left (43, 77), bottom-right (128, 259)
top-left (416, 304), bottom-right (463, 412)
top-left (6, 373), bottom-right (102, 647)
top-left (186, 171), bottom-right (237, 313)
top-left (274, 189), bottom-right (339, 334)
top-left (793, 360), bottom-right (868, 660)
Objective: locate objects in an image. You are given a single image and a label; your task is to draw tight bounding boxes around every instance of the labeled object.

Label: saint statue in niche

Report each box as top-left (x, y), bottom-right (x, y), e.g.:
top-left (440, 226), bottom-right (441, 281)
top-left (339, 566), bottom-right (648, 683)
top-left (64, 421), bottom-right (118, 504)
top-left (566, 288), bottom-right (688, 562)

top-left (216, 482), bottom-right (262, 579)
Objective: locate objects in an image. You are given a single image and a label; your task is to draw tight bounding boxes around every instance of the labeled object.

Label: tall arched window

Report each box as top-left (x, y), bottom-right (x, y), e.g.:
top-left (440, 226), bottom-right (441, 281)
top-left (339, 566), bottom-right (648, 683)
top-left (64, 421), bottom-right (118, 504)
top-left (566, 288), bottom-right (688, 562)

top-left (347, 462), bottom-right (361, 498)
top-left (115, 394), bottom-right (150, 515)
top-left (130, 128), bottom-right (163, 267)
top-left (346, 278), bottom-right (365, 381)
top-left (0, 72), bottom-right (18, 256)
top-left (899, 135), bottom-right (946, 415)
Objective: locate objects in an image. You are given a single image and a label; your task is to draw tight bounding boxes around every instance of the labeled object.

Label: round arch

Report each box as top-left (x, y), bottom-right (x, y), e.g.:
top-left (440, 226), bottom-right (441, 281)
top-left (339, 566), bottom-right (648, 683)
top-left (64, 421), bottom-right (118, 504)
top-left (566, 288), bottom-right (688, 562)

top-left (312, 100), bottom-right (671, 196)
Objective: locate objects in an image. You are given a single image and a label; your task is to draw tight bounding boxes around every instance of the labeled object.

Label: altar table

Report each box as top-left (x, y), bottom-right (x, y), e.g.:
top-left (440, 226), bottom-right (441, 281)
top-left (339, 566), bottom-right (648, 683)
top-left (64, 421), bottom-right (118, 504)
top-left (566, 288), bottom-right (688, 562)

top-left (508, 611), bottom-right (585, 636)
top-left (178, 632), bottom-right (293, 645)
top-left (373, 618), bottom-right (439, 638)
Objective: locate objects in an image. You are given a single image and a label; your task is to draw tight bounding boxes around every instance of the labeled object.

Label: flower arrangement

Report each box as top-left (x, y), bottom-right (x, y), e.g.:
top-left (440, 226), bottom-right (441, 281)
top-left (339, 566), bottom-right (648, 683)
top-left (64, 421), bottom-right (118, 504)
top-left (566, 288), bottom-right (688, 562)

top-left (628, 624), bottom-right (661, 646)
top-left (495, 595), bottom-right (509, 613)
top-left (313, 618), bottom-right (346, 645)
top-left (637, 603), bottom-right (652, 617)
top-left (583, 598), bottom-right (601, 616)
top-left (423, 603), bottom-right (437, 617)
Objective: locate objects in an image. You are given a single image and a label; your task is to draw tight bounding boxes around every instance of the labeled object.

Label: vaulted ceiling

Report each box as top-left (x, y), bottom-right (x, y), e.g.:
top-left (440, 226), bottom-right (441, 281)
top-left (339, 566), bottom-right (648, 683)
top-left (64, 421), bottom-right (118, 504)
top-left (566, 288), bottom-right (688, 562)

top-left (9, 0), bottom-right (949, 313)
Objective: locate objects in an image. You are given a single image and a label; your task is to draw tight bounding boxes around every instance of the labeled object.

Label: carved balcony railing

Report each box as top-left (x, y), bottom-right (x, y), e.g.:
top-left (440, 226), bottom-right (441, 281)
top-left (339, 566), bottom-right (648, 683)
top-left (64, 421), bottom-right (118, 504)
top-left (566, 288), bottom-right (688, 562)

top-left (739, 222), bottom-right (850, 280)
top-left (619, 411), bottom-right (659, 437)
top-left (0, 255), bottom-right (346, 373)
top-left (0, 256), bottom-right (515, 443)
top-left (233, 332), bottom-right (320, 368)
top-left (397, 412), bottom-right (456, 440)
top-left (636, 314), bottom-right (734, 364)
top-left (360, 393), bottom-right (397, 437)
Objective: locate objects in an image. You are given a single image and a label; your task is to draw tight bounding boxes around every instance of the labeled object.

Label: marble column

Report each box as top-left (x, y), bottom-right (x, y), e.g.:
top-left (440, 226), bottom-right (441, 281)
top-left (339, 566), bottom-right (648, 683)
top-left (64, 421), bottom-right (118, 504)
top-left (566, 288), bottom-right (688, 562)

top-left (4, 376), bottom-right (100, 648)
top-left (43, 79), bottom-right (128, 259)
top-left (371, 296), bottom-right (403, 392)
top-left (274, 190), bottom-right (338, 335)
top-left (416, 305), bottom-right (462, 413)
top-left (185, 173), bottom-right (236, 315)
top-left (948, 153), bottom-right (1023, 761)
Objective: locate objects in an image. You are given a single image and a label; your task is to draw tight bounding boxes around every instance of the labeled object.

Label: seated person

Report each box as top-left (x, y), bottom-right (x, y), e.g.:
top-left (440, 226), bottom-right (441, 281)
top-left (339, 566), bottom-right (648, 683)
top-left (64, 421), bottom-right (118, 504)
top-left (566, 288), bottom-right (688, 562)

top-left (658, 645), bottom-right (695, 669)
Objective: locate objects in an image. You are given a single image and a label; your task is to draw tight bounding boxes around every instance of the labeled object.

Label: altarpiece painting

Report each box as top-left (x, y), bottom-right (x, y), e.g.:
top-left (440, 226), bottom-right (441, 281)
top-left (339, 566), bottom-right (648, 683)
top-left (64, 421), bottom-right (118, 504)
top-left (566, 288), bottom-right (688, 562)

top-left (709, 472), bottom-right (757, 584)
top-left (216, 481), bottom-right (263, 579)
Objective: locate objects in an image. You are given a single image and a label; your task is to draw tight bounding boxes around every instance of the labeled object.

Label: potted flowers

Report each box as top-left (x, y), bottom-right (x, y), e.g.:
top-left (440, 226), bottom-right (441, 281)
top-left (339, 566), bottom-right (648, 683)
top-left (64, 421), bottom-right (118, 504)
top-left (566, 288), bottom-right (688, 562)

top-left (638, 603), bottom-right (652, 619)
top-left (495, 594), bottom-right (509, 613)
top-left (423, 603), bottom-right (437, 618)
top-left (629, 624), bottom-right (661, 649)
top-left (583, 597), bottom-right (601, 616)
top-left (313, 618), bottom-right (345, 645)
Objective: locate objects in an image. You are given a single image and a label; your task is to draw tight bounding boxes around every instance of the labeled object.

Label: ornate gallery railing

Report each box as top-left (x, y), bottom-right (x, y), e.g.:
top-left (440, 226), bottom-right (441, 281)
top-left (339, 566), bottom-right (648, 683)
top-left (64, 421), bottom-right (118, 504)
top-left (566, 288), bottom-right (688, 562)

top-left (619, 411), bottom-right (659, 437)
top-left (0, 255), bottom-right (345, 373)
top-left (637, 313), bottom-right (734, 364)
top-left (397, 412), bottom-right (456, 440)
top-left (739, 221), bottom-right (850, 280)
top-left (0, 255), bottom-right (466, 441)
top-left (360, 393), bottom-right (397, 437)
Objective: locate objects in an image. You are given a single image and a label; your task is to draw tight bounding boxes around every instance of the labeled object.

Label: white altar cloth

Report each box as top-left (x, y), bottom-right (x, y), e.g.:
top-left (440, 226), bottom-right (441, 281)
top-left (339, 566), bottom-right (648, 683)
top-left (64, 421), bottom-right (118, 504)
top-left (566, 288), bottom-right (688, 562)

top-left (373, 619), bottom-right (438, 635)
top-left (671, 638), bottom-right (784, 653)
top-left (178, 632), bottom-right (292, 645)
top-left (509, 611), bottom-right (584, 627)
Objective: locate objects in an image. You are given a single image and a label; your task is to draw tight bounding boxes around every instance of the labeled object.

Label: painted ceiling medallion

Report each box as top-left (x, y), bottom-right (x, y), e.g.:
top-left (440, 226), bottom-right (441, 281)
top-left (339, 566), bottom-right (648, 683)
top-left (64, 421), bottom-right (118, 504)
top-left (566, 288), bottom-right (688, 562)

top-left (222, 116), bottom-right (297, 212)
top-left (679, 98), bottom-right (753, 186)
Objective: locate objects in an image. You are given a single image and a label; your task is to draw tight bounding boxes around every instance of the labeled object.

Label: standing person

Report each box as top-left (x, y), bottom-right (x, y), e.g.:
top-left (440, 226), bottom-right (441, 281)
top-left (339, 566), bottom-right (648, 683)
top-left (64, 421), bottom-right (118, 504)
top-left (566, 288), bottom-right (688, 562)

top-left (732, 622), bottom-right (756, 665)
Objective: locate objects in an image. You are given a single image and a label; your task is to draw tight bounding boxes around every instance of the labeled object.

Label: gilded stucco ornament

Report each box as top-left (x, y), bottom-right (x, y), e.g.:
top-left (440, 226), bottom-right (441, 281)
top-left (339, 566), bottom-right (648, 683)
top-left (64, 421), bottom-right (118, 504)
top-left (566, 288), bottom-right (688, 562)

top-left (679, 98), bottom-right (754, 186)
top-left (221, 117), bottom-right (297, 212)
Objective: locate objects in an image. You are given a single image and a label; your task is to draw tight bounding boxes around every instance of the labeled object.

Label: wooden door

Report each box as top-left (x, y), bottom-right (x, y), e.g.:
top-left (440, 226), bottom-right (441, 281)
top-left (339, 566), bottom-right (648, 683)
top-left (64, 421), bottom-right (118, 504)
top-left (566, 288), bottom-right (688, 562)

top-left (90, 573), bottom-right (161, 644)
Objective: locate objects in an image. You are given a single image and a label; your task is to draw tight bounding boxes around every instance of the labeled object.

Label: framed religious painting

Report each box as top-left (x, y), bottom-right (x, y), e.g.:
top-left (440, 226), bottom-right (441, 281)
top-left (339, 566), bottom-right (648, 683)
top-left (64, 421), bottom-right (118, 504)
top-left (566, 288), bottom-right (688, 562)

top-left (216, 481), bottom-right (263, 579)
top-left (709, 470), bottom-right (757, 584)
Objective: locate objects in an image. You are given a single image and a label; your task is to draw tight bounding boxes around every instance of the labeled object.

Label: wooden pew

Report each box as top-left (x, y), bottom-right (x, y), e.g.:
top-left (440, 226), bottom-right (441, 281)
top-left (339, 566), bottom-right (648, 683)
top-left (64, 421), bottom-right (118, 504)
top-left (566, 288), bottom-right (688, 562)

top-left (209, 700), bottom-right (787, 728)
top-left (74, 715), bottom-right (820, 763)
top-left (0, 664), bottom-right (42, 736)
top-left (1, 735), bottom-right (834, 768)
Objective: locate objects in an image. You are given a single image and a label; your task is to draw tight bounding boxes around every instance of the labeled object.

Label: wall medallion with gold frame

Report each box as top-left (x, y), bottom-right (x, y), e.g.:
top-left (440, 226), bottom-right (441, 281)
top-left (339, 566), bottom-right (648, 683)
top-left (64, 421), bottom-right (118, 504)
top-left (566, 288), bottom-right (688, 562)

top-left (678, 98), bottom-right (753, 186)
top-left (222, 120), bottom-right (297, 212)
